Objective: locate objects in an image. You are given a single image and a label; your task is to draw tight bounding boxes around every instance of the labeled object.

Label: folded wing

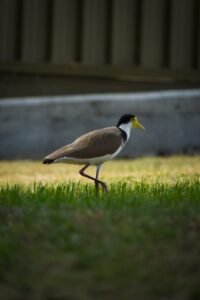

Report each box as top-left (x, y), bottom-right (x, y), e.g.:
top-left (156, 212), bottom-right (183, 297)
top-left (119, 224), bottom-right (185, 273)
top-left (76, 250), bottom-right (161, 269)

top-left (43, 127), bottom-right (123, 163)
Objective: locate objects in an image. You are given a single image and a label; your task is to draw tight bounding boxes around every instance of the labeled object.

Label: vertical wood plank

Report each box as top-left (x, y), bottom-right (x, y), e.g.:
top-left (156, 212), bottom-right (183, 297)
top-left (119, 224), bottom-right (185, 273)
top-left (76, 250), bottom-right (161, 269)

top-left (111, 0), bottom-right (137, 65)
top-left (170, 0), bottom-right (194, 69)
top-left (51, 0), bottom-right (79, 63)
top-left (0, 0), bottom-right (19, 61)
top-left (81, 0), bottom-right (107, 64)
top-left (21, 0), bottom-right (49, 62)
top-left (140, 0), bottom-right (166, 68)
top-left (197, 0), bottom-right (200, 69)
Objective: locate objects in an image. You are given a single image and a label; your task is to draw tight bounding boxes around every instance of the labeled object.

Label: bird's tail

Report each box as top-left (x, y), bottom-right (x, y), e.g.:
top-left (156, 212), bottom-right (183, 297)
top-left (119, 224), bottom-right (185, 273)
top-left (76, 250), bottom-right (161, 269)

top-left (43, 158), bottom-right (54, 164)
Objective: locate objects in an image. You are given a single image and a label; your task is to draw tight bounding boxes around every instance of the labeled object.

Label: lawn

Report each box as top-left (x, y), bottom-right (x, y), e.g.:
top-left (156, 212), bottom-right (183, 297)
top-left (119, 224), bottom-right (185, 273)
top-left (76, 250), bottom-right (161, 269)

top-left (0, 156), bottom-right (200, 300)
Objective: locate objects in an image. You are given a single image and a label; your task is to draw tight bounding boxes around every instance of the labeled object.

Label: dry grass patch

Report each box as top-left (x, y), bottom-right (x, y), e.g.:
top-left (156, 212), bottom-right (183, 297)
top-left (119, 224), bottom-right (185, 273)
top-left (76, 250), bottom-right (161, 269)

top-left (0, 156), bottom-right (199, 186)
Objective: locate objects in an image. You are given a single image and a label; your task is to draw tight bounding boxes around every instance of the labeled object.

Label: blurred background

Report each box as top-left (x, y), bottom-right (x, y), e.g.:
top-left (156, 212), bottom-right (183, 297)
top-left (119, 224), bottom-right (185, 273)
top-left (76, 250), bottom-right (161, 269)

top-left (0, 0), bottom-right (200, 159)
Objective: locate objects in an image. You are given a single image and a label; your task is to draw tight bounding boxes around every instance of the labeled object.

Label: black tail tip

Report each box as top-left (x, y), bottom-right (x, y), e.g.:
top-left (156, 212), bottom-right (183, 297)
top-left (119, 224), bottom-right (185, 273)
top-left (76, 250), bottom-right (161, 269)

top-left (43, 158), bottom-right (54, 164)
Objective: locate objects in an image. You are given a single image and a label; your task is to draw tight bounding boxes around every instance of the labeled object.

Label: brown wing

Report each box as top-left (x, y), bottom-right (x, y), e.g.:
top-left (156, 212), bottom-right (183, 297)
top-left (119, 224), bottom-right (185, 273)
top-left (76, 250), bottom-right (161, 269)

top-left (44, 127), bottom-right (123, 161)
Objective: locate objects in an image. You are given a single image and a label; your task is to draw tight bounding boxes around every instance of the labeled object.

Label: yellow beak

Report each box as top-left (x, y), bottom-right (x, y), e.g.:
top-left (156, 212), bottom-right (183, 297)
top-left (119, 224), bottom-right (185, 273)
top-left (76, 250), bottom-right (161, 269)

top-left (132, 118), bottom-right (145, 130)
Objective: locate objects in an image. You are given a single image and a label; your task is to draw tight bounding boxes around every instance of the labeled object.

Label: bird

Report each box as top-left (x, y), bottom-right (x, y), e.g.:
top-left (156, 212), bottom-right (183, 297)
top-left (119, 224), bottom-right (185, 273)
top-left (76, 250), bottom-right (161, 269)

top-left (43, 114), bottom-right (145, 192)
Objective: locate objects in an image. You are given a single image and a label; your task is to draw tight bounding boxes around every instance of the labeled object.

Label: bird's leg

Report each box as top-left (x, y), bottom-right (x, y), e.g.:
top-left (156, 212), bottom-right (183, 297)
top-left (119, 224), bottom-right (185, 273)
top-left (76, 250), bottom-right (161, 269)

top-left (96, 165), bottom-right (108, 193)
top-left (79, 164), bottom-right (108, 193)
top-left (95, 165), bottom-right (101, 194)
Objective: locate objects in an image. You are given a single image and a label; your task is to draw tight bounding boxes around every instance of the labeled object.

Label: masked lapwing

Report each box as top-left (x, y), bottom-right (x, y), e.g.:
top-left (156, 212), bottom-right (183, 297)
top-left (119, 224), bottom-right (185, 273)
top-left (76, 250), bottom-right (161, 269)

top-left (43, 114), bottom-right (145, 192)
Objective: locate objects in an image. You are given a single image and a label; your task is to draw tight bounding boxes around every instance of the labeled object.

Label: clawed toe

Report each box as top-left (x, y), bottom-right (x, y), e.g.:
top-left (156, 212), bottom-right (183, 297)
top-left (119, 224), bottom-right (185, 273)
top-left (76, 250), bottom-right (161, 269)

top-left (95, 181), bottom-right (108, 193)
top-left (101, 182), bottom-right (108, 193)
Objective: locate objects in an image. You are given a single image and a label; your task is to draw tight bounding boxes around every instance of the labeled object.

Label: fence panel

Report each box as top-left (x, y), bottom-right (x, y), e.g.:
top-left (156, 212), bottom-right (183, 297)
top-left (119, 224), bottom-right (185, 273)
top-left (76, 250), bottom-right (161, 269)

top-left (81, 0), bottom-right (108, 64)
top-left (0, 0), bottom-right (19, 60)
top-left (170, 0), bottom-right (195, 69)
top-left (198, 1), bottom-right (200, 69)
top-left (110, 0), bottom-right (138, 65)
top-left (21, 0), bottom-right (49, 62)
top-left (0, 0), bottom-right (199, 79)
top-left (140, 0), bottom-right (166, 68)
top-left (51, 0), bottom-right (81, 63)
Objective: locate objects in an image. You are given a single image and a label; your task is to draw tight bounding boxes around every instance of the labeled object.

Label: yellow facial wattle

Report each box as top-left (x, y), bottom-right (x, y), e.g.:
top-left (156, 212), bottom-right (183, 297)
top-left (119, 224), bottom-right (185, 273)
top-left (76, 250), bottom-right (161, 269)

top-left (131, 117), bottom-right (145, 130)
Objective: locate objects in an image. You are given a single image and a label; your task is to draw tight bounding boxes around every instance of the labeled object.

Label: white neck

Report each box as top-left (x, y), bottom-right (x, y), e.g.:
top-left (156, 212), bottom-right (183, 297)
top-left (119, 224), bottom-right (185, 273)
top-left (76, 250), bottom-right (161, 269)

top-left (119, 122), bottom-right (132, 140)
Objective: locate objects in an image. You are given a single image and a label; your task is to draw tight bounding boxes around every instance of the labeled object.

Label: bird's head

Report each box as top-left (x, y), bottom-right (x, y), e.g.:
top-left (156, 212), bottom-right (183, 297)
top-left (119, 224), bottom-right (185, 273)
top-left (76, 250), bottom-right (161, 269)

top-left (117, 114), bottom-right (145, 130)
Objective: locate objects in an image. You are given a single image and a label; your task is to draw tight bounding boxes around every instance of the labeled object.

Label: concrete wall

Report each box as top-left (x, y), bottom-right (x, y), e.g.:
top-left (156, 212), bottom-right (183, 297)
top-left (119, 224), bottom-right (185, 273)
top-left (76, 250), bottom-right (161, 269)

top-left (0, 90), bottom-right (200, 159)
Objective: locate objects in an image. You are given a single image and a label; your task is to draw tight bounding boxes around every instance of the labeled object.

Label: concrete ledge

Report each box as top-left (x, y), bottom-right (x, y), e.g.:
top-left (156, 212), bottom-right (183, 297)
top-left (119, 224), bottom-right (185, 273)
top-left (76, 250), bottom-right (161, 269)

top-left (0, 89), bottom-right (200, 159)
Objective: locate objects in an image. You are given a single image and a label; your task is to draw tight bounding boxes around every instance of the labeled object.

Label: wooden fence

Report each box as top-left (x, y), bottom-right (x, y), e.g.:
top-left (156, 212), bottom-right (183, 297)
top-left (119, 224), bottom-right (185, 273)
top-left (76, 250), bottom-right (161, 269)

top-left (0, 0), bottom-right (199, 82)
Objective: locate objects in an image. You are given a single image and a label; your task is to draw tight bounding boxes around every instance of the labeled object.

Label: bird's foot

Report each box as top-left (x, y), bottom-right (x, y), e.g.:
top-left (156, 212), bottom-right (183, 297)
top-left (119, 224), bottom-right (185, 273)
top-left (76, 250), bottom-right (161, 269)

top-left (95, 180), bottom-right (108, 194)
top-left (101, 182), bottom-right (108, 193)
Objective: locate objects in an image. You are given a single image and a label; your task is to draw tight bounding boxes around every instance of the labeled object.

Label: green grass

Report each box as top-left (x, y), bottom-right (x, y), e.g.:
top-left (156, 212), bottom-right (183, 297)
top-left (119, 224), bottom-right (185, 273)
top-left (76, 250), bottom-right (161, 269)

top-left (0, 157), bottom-right (200, 300)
